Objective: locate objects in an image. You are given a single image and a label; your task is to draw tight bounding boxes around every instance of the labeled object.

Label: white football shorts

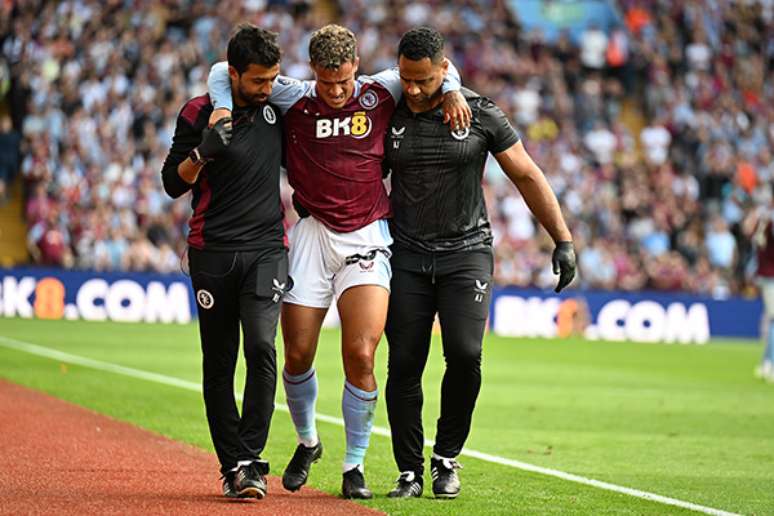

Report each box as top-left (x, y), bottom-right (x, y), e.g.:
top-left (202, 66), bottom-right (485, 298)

top-left (284, 216), bottom-right (393, 308)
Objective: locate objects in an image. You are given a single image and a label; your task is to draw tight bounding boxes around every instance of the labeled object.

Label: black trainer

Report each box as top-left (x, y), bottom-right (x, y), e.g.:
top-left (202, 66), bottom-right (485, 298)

top-left (222, 471), bottom-right (238, 499)
top-left (235, 460), bottom-right (269, 499)
top-left (342, 467), bottom-right (373, 499)
top-left (430, 458), bottom-right (462, 499)
top-left (387, 471), bottom-right (423, 498)
top-left (282, 441), bottom-right (323, 491)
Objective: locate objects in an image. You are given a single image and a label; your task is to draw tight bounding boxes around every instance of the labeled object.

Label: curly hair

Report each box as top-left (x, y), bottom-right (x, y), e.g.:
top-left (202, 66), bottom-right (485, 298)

top-left (398, 26), bottom-right (445, 64)
top-left (309, 24), bottom-right (357, 69)
top-left (227, 24), bottom-right (281, 74)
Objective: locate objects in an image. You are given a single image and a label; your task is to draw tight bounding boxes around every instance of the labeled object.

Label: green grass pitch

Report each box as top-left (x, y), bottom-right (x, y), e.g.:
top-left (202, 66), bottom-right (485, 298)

top-left (1, 318), bottom-right (773, 515)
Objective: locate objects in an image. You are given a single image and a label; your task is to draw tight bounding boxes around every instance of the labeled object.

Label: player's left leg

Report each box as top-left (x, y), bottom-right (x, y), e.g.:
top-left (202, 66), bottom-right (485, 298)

top-left (432, 249), bottom-right (493, 498)
top-left (336, 283), bottom-right (389, 499)
top-left (327, 218), bottom-right (392, 498)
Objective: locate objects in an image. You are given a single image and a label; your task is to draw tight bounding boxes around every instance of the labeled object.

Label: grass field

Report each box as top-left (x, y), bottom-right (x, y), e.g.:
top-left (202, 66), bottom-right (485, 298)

top-left (1, 317), bottom-right (773, 515)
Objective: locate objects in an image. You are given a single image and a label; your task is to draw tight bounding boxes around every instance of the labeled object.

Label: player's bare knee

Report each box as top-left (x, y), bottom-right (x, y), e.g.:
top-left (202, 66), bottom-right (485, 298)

top-left (284, 346), bottom-right (315, 374)
top-left (343, 346), bottom-right (376, 378)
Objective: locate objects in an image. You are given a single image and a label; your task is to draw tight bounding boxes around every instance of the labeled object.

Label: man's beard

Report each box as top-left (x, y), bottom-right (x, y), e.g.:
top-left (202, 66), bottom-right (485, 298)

top-left (237, 84), bottom-right (267, 106)
top-left (408, 88), bottom-right (442, 109)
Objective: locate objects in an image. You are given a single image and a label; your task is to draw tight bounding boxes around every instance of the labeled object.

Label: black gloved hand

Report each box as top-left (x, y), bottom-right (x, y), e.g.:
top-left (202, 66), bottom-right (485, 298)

top-left (551, 241), bottom-right (576, 293)
top-left (197, 117), bottom-right (233, 160)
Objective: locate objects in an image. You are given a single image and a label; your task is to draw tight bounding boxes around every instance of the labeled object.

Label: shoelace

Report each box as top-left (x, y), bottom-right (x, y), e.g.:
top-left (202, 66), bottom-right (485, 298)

top-left (443, 459), bottom-right (463, 471)
top-left (395, 471), bottom-right (416, 483)
top-left (436, 459), bottom-right (462, 471)
top-left (431, 459), bottom-right (463, 480)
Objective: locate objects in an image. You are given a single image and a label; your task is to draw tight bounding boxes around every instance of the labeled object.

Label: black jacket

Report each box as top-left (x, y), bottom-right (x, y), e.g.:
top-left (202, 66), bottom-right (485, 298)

top-left (161, 95), bottom-right (285, 251)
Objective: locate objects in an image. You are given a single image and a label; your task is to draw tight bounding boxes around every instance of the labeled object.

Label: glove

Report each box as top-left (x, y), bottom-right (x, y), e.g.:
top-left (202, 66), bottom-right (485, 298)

top-left (197, 117), bottom-right (233, 160)
top-left (551, 241), bottom-right (576, 293)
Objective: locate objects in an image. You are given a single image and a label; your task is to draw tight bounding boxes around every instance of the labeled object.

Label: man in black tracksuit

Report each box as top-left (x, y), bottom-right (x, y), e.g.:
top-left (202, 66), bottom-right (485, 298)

top-left (160, 25), bottom-right (288, 500)
top-left (383, 27), bottom-right (577, 499)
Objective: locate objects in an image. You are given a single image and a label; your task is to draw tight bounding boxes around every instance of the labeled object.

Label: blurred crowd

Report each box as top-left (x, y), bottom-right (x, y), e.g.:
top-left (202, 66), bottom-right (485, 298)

top-left (2, 0), bottom-right (773, 297)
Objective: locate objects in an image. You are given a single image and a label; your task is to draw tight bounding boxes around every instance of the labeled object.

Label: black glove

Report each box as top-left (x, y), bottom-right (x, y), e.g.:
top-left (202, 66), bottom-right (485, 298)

top-left (197, 117), bottom-right (232, 160)
top-left (551, 241), bottom-right (576, 293)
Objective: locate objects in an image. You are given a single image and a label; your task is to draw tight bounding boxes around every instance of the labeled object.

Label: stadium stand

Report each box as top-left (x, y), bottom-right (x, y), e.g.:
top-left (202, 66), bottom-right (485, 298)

top-left (2, 0), bottom-right (772, 297)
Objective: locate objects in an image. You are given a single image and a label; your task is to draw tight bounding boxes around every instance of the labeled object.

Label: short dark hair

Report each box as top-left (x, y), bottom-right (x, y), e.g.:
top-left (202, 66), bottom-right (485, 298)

top-left (398, 26), bottom-right (444, 63)
top-left (227, 24), bottom-right (281, 74)
top-left (309, 24), bottom-right (357, 69)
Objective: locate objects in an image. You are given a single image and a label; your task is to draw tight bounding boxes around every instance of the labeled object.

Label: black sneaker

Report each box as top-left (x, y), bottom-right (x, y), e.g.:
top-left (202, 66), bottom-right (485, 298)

top-left (282, 441), bottom-right (323, 491)
top-left (387, 471), bottom-right (423, 498)
top-left (430, 458), bottom-right (462, 499)
top-left (235, 460), bottom-right (269, 499)
top-left (342, 467), bottom-right (373, 499)
top-left (222, 471), bottom-right (238, 499)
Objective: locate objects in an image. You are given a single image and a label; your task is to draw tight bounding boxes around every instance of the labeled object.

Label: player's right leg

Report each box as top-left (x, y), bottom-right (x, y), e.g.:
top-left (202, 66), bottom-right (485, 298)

top-left (280, 302), bottom-right (327, 490)
top-left (280, 217), bottom-right (333, 491)
top-left (384, 262), bottom-right (436, 498)
top-left (188, 248), bottom-right (244, 495)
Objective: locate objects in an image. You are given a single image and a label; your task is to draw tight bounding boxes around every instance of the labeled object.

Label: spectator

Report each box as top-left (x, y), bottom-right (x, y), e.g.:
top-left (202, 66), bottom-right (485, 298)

top-left (744, 204), bottom-right (774, 382)
top-left (580, 23), bottom-right (609, 71)
top-left (6, 0), bottom-right (773, 300)
top-left (706, 216), bottom-right (737, 269)
top-left (27, 207), bottom-right (73, 268)
top-left (0, 114), bottom-right (20, 204)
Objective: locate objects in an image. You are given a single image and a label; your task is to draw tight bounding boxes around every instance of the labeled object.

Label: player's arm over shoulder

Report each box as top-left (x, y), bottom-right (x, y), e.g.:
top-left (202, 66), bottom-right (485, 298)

top-left (207, 61), bottom-right (313, 115)
top-left (364, 58), bottom-right (463, 103)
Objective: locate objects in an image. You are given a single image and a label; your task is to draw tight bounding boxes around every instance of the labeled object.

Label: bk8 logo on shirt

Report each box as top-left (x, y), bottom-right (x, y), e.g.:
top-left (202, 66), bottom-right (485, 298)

top-left (315, 111), bottom-right (372, 139)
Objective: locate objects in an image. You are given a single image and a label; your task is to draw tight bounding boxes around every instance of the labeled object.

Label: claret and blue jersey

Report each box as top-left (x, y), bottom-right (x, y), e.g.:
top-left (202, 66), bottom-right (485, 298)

top-left (208, 62), bottom-right (461, 233)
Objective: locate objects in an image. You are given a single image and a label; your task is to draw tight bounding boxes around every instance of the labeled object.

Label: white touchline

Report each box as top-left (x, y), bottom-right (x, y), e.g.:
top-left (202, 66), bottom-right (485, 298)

top-left (0, 335), bottom-right (739, 516)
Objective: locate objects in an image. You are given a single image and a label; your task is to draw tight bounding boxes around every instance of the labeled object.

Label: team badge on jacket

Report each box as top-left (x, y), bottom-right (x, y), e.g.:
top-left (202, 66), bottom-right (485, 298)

top-left (263, 105), bottom-right (276, 124)
top-left (451, 127), bottom-right (470, 141)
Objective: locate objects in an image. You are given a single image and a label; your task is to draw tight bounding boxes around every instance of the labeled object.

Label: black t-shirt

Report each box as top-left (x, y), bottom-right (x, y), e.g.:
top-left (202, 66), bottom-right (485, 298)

top-left (384, 88), bottom-right (520, 252)
top-left (161, 94), bottom-right (285, 252)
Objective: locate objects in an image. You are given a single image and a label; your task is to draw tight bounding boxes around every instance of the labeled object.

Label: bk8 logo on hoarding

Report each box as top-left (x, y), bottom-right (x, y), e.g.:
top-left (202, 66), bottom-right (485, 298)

top-left (493, 295), bottom-right (710, 344)
top-left (0, 273), bottom-right (192, 324)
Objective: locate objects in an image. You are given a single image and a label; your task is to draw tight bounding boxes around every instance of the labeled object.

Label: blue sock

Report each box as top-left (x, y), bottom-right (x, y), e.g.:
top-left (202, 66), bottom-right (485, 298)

top-left (283, 368), bottom-right (318, 447)
top-left (767, 321), bottom-right (774, 364)
top-left (342, 381), bottom-right (378, 471)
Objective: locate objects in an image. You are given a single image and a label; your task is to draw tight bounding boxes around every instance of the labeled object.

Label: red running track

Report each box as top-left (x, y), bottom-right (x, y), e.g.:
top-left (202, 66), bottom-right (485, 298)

top-left (0, 380), bottom-right (382, 515)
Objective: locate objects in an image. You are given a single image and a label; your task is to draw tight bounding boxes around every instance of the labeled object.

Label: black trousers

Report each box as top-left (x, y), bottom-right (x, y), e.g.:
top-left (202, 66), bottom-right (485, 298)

top-left (188, 247), bottom-right (288, 474)
top-left (385, 246), bottom-right (493, 475)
